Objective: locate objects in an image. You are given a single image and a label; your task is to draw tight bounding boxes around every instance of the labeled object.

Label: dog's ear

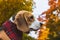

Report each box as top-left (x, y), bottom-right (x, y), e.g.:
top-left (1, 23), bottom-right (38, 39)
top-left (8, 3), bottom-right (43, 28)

top-left (14, 10), bottom-right (31, 26)
top-left (23, 12), bottom-right (34, 25)
top-left (14, 14), bottom-right (25, 26)
top-left (14, 11), bottom-right (32, 26)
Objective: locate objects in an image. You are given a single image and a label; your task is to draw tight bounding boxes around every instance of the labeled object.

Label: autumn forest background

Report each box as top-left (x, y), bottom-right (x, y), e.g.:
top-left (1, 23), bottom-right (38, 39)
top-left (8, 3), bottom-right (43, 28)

top-left (38, 0), bottom-right (60, 40)
top-left (0, 0), bottom-right (60, 40)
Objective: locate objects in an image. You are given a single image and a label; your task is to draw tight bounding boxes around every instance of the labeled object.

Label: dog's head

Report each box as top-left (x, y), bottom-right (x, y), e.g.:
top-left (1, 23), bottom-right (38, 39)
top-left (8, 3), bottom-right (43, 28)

top-left (13, 10), bottom-right (40, 33)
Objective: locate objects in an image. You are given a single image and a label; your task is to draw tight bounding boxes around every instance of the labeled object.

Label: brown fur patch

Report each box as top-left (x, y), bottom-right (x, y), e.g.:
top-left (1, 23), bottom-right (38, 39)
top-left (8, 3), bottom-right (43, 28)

top-left (14, 10), bottom-right (34, 32)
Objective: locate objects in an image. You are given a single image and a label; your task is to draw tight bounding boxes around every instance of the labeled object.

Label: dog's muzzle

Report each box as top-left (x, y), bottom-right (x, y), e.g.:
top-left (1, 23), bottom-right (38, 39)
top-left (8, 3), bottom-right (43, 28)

top-left (29, 18), bottom-right (40, 31)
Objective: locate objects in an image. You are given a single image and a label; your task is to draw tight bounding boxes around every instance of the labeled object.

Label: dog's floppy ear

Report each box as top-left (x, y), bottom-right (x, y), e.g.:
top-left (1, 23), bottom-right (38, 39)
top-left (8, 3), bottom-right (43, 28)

top-left (23, 12), bottom-right (34, 25)
top-left (14, 13), bottom-right (25, 26)
top-left (23, 12), bottom-right (30, 25)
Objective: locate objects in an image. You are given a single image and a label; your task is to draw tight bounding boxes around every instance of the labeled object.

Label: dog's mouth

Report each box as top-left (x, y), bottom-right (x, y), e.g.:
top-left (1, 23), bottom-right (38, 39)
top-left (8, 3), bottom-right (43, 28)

top-left (25, 30), bottom-right (30, 34)
top-left (29, 18), bottom-right (40, 31)
top-left (25, 18), bottom-right (40, 33)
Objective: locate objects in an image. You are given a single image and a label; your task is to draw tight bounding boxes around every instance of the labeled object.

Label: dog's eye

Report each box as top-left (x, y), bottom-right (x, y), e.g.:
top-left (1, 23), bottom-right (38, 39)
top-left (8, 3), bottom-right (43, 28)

top-left (30, 16), bottom-right (34, 19)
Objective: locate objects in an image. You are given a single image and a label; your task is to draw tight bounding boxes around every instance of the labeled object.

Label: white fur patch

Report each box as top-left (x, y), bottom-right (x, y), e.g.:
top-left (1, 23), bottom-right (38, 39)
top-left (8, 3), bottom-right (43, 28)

top-left (9, 17), bottom-right (14, 22)
top-left (29, 18), bottom-right (40, 30)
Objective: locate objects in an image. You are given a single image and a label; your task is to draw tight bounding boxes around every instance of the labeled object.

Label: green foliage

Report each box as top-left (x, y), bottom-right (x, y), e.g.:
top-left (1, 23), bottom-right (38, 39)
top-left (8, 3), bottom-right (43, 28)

top-left (0, 0), bottom-right (32, 26)
top-left (46, 19), bottom-right (57, 32)
top-left (23, 33), bottom-right (36, 40)
top-left (46, 13), bottom-right (60, 40)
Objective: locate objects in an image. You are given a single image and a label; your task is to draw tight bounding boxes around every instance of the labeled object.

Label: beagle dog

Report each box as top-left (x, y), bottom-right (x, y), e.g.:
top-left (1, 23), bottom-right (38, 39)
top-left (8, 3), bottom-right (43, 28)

top-left (0, 10), bottom-right (40, 40)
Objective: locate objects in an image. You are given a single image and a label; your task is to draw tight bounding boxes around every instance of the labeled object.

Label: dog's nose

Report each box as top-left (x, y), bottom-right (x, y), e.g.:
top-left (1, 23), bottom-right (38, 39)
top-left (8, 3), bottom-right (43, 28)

top-left (40, 23), bottom-right (43, 27)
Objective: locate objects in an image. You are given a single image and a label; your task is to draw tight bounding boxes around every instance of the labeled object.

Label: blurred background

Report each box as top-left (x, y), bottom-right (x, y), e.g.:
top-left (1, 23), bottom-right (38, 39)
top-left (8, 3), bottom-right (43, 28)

top-left (0, 0), bottom-right (60, 40)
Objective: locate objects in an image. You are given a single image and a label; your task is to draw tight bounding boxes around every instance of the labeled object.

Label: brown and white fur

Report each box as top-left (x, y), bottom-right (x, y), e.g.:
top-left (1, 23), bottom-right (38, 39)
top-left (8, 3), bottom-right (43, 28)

top-left (0, 10), bottom-right (40, 40)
